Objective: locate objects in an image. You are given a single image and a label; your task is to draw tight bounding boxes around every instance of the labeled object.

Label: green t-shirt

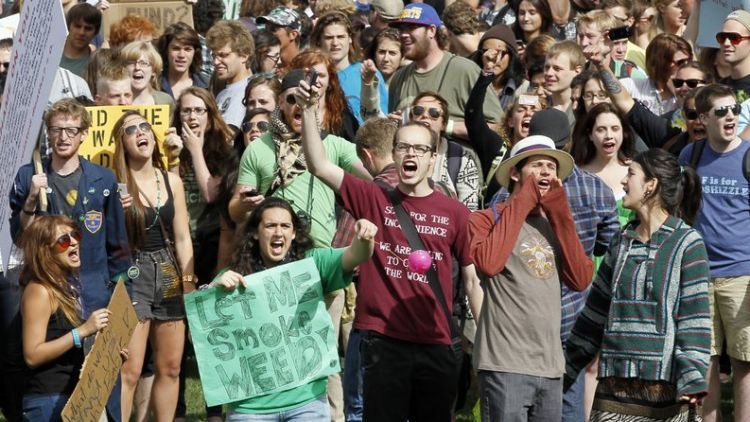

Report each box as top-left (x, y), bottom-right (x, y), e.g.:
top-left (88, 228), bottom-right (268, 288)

top-left (230, 247), bottom-right (352, 414)
top-left (237, 132), bottom-right (360, 247)
top-left (388, 51), bottom-right (504, 122)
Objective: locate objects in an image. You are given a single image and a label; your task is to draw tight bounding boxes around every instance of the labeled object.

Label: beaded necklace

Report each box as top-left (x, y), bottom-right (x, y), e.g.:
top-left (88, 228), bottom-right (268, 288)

top-left (145, 168), bottom-right (161, 230)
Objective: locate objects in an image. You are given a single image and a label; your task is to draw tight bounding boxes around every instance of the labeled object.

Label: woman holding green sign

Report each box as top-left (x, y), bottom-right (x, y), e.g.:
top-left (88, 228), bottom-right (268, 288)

top-left (206, 196), bottom-right (377, 420)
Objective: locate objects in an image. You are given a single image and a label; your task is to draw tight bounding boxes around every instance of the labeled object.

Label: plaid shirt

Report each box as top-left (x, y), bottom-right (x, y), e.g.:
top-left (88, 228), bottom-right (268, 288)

top-left (489, 166), bottom-right (619, 342)
top-left (199, 35), bottom-right (214, 82)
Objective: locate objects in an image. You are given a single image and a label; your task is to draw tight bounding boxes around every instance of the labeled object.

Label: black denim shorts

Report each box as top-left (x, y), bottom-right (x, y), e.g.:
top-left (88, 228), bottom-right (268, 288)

top-left (131, 248), bottom-right (185, 321)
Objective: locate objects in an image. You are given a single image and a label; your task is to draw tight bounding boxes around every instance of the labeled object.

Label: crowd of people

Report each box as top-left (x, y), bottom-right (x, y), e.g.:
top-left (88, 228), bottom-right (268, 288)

top-left (0, 0), bottom-right (748, 421)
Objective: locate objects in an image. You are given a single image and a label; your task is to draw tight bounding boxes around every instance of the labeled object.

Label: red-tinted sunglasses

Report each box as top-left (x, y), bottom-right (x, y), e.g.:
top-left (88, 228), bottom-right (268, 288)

top-left (52, 231), bottom-right (82, 253)
top-left (716, 32), bottom-right (750, 46)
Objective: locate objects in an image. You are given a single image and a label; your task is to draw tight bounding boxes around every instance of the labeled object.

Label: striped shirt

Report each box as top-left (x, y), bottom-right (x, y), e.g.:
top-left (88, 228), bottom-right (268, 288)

top-left (565, 216), bottom-right (711, 396)
top-left (489, 166), bottom-right (619, 341)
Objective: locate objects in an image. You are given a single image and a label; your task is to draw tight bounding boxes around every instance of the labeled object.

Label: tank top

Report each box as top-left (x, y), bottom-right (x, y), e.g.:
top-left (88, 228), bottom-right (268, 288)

top-left (143, 171), bottom-right (175, 252)
top-left (24, 309), bottom-right (84, 396)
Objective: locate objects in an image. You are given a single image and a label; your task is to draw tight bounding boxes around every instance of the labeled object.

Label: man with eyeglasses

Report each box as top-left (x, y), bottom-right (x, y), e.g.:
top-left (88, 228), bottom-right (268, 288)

top-left (298, 75), bottom-right (482, 421)
top-left (205, 20), bottom-right (254, 132)
top-left (677, 84), bottom-right (750, 422)
top-left (718, 10), bottom-right (750, 96)
top-left (388, 3), bottom-right (503, 141)
top-left (228, 69), bottom-right (370, 248)
top-left (8, 98), bottom-right (131, 421)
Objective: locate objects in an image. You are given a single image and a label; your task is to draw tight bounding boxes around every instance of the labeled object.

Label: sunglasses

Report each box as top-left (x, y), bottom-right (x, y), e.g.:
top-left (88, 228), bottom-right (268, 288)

top-left (122, 121), bottom-right (152, 136)
top-left (713, 103), bottom-right (741, 118)
top-left (285, 94), bottom-right (297, 105)
top-left (242, 120), bottom-right (270, 133)
top-left (411, 105), bottom-right (443, 119)
top-left (716, 32), bottom-right (750, 46)
top-left (672, 78), bottom-right (705, 89)
top-left (53, 231), bottom-right (82, 253)
top-left (684, 109), bottom-right (699, 120)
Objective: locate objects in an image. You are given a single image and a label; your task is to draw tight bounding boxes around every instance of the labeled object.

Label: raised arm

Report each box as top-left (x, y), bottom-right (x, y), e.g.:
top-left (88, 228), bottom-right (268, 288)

top-left (297, 82), bottom-right (345, 192)
top-left (182, 122), bottom-right (221, 203)
top-left (464, 69), bottom-right (505, 176)
top-left (583, 43), bottom-right (635, 115)
top-left (341, 219), bottom-right (377, 273)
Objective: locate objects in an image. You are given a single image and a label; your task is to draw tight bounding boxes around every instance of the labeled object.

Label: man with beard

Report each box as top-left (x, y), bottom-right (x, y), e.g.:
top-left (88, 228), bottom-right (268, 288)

top-left (227, 69), bottom-right (370, 247)
top-left (387, 3), bottom-right (503, 141)
top-left (9, 98), bottom-right (131, 421)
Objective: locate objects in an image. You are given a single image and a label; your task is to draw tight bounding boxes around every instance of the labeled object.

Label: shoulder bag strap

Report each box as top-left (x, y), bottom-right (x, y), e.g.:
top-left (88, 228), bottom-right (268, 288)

top-left (385, 188), bottom-right (459, 338)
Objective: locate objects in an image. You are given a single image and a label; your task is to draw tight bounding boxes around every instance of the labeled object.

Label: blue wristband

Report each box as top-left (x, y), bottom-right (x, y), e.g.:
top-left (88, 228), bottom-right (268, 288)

top-left (71, 328), bottom-right (82, 348)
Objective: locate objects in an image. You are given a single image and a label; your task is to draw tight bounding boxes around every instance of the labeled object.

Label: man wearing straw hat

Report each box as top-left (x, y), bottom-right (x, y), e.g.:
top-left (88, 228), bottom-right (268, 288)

top-left (468, 135), bottom-right (593, 421)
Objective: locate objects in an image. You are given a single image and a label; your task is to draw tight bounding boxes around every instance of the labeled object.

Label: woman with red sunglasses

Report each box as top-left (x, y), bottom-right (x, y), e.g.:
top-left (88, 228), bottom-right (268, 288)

top-left (19, 215), bottom-right (112, 421)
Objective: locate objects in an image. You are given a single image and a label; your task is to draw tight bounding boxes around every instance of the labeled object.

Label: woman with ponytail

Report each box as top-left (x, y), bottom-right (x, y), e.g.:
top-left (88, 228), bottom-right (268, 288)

top-left (20, 216), bottom-right (112, 421)
top-left (564, 148), bottom-right (710, 421)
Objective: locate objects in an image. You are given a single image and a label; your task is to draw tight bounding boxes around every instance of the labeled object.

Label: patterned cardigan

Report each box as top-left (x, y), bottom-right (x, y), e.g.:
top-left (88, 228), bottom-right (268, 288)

top-left (565, 215), bottom-right (711, 396)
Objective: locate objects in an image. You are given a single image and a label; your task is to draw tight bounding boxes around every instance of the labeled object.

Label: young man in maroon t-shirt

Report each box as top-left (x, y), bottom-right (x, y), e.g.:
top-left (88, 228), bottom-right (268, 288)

top-left (296, 81), bottom-right (482, 422)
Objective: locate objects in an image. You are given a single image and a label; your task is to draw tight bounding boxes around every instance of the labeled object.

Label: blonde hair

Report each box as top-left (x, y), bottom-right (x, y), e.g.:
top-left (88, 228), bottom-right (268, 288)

top-left (120, 41), bottom-right (163, 91)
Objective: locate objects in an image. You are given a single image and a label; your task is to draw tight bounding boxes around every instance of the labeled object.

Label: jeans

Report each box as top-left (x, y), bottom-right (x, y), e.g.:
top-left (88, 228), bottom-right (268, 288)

top-left (225, 396), bottom-right (329, 421)
top-left (361, 332), bottom-right (459, 422)
top-left (478, 371), bottom-right (562, 422)
top-left (22, 393), bottom-right (69, 422)
top-left (343, 329), bottom-right (364, 422)
top-left (561, 370), bottom-right (585, 422)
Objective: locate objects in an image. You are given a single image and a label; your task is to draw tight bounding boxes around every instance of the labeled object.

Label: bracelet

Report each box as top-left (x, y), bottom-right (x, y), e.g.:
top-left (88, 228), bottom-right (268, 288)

top-left (71, 328), bottom-right (82, 348)
top-left (445, 119), bottom-right (455, 137)
top-left (22, 208), bottom-right (35, 215)
top-left (181, 275), bottom-right (198, 284)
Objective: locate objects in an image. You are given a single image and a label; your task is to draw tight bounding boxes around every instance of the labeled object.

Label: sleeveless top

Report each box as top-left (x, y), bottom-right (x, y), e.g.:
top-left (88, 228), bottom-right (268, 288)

top-left (143, 171), bottom-right (175, 252)
top-left (24, 309), bottom-right (84, 396)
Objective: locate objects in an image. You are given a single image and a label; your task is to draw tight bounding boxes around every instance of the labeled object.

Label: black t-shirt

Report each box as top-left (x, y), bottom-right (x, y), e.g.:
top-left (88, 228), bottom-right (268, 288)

top-left (721, 75), bottom-right (750, 97)
top-left (48, 166), bottom-right (82, 218)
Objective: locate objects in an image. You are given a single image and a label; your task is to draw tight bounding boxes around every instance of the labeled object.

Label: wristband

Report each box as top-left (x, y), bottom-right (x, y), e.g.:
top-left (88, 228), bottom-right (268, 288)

top-left (71, 328), bottom-right (82, 348)
top-left (445, 119), bottom-right (455, 137)
top-left (181, 275), bottom-right (198, 284)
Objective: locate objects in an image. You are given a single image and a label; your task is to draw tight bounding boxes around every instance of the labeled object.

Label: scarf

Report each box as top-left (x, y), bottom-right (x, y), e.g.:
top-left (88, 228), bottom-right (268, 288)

top-left (268, 108), bottom-right (308, 194)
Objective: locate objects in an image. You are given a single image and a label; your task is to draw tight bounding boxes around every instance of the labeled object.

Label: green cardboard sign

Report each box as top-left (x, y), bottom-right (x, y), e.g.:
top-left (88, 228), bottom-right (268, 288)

top-left (184, 258), bottom-right (340, 406)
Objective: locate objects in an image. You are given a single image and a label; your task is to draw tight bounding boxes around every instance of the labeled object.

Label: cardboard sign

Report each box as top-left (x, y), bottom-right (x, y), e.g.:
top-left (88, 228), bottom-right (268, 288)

top-left (102, 1), bottom-right (194, 40)
top-left (0, 1), bottom-right (67, 271)
top-left (79, 105), bottom-right (172, 170)
top-left (61, 281), bottom-right (138, 422)
top-left (696, 0), bottom-right (749, 48)
top-left (184, 258), bottom-right (340, 407)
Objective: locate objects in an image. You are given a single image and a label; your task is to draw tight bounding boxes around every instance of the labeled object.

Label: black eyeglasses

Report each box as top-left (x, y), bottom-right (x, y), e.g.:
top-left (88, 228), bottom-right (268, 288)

top-left (716, 32), bottom-right (750, 46)
top-left (122, 121), bottom-right (152, 136)
top-left (394, 142), bottom-right (433, 156)
top-left (179, 107), bottom-right (207, 116)
top-left (48, 126), bottom-right (83, 137)
top-left (684, 109), bottom-right (699, 120)
top-left (672, 78), bottom-right (705, 89)
top-left (411, 105), bottom-right (442, 119)
top-left (242, 120), bottom-right (270, 133)
top-left (713, 103), bottom-right (741, 118)
top-left (52, 231), bottom-right (82, 253)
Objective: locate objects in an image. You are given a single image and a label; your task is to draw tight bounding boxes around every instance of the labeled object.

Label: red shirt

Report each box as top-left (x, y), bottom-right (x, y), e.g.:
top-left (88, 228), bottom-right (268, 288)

top-left (339, 173), bottom-right (471, 345)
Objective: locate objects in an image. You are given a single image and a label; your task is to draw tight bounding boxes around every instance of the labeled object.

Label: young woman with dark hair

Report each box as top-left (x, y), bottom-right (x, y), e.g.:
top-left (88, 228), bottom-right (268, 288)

top-left (207, 197), bottom-right (376, 420)
top-left (112, 110), bottom-right (194, 421)
top-left (20, 215), bottom-right (112, 421)
top-left (565, 148), bottom-right (710, 421)
top-left (511, 0), bottom-right (554, 47)
top-left (365, 28), bottom-right (403, 87)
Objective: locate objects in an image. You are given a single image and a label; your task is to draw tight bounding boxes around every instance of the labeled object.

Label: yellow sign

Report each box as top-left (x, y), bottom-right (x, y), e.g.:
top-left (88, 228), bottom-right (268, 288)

top-left (79, 105), bottom-right (172, 170)
top-left (61, 281), bottom-right (138, 422)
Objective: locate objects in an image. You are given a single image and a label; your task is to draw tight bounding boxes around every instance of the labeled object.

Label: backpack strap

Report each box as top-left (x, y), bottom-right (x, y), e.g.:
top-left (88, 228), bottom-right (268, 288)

top-left (743, 145), bottom-right (750, 184)
top-left (446, 140), bottom-right (462, 190)
top-left (689, 139), bottom-right (706, 168)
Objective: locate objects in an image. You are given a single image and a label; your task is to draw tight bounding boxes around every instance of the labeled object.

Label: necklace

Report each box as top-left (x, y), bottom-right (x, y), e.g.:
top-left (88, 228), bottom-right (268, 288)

top-left (145, 168), bottom-right (162, 230)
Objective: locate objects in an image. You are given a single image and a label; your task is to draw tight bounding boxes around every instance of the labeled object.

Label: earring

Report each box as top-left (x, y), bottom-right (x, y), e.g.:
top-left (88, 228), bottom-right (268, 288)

top-left (642, 189), bottom-right (652, 201)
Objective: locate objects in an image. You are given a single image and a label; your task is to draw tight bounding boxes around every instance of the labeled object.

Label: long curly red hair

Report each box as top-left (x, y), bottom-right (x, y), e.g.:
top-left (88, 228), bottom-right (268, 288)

top-left (290, 50), bottom-right (347, 135)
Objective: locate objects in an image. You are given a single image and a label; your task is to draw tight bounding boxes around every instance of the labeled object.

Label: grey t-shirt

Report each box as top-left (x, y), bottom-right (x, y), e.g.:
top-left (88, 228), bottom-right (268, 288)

top-left (216, 77), bottom-right (250, 129)
top-left (48, 166), bottom-right (82, 218)
top-left (474, 215), bottom-right (565, 378)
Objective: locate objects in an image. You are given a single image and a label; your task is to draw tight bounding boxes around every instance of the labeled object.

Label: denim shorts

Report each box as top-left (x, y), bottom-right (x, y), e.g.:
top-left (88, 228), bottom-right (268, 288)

top-left (131, 248), bottom-right (185, 321)
top-left (22, 393), bottom-right (69, 422)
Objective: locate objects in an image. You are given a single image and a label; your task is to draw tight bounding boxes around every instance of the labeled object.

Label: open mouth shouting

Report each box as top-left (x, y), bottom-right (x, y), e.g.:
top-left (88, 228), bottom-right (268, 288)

top-left (401, 159), bottom-right (419, 179)
top-left (601, 140), bottom-right (617, 155)
top-left (537, 177), bottom-right (552, 194)
top-left (723, 122), bottom-right (736, 138)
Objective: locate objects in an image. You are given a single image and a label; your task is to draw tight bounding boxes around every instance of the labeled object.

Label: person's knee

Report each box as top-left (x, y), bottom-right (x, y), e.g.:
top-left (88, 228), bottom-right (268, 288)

top-left (731, 358), bottom-right (750, 377)
top-left (156, 357), bottom-right (182, 379)
top-left (121, 363), bottom-right (143, 386)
